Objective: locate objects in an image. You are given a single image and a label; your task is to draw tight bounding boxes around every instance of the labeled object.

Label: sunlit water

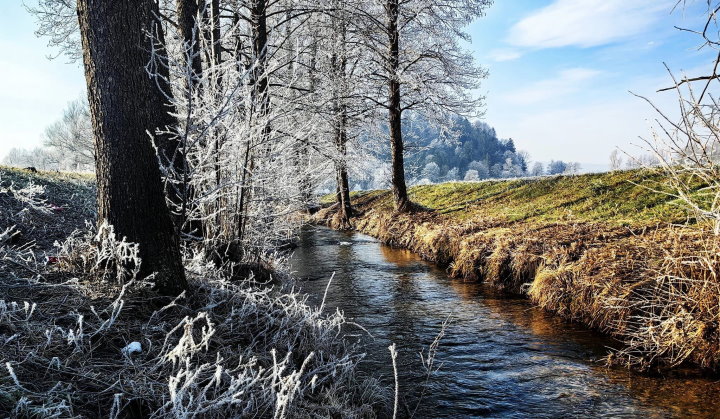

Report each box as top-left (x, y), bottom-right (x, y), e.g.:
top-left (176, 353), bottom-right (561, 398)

top-left (289, 226), bottom-right (720, 418)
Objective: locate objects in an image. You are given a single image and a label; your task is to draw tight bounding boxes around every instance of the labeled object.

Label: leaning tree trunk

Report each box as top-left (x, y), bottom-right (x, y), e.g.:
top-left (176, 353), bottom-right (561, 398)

top-left (77, 0), bottom-right (187, 295)
top-left (387, 0), bottom-right (411, 212)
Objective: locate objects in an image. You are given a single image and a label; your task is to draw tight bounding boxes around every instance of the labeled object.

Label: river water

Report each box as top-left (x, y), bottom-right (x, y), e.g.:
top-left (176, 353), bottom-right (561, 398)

top-left (289, 226), bottom-right (720, 418)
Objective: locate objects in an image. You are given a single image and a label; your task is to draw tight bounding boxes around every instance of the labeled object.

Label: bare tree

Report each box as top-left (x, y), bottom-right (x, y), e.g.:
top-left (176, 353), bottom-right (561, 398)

top-left (25, 0), bottom-right (81, 62)
top-left (43, 96), bottom-right (95, 170)
top-left (530, 161), bottom-right (544, 177)
top-left (2, 147), bottom-right (59, 171)
top-left (609, 149), bottom-right (623, 171)
top-left (357, 0), bottom-right (492, 212)
top-left (77, 0), bottom-right (187, 295)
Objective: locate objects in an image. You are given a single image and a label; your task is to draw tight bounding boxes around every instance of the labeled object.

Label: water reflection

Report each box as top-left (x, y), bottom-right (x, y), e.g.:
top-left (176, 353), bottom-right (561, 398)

top-left (290, 226), bottom-right (720, 418)
top-left (380, 245), bottom-right (422, 267)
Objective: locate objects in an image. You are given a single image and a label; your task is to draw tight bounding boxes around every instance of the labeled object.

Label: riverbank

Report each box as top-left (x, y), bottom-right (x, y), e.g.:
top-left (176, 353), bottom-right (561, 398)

top-left (0, 167), bottom-right (386, 417)
top-left (314, 169), bottom-right (720, 372)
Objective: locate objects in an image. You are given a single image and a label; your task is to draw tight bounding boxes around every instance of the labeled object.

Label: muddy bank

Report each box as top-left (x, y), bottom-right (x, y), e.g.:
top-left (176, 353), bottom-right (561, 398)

top-left (313, 173), bottom-right (720, 372)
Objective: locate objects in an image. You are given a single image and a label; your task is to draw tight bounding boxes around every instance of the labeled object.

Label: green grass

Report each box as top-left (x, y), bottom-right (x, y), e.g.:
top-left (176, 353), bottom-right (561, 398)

top-left (327, 169), bottom-right (698, 227)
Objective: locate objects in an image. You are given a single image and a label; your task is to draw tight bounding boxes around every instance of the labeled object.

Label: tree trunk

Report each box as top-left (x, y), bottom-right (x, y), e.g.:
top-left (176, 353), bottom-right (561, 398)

top-left (238, 0), bottom-right (269, 244)
top-left (77, 0), bottom-right (187, 295)
top-left (334, 120), bottom-right (353, 226)
top-left (332, 5), bottom-right (353, 227)
top-left (202, 0), bottom-right (225, 239)
top-left (387, 0), bottom-right (410, 212)
top-left (177, 0), bottom-right (203, 84)
top-left (251, 0), bottom-right (269, 112)
top-left (335, 164), bottom-right (353, 227)
top-left (176, 0), bottom-right (204, 237)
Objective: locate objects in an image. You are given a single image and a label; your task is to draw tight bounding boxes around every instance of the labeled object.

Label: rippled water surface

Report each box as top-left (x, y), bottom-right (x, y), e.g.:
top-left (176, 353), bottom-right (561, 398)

top-left (289, 226), bottom-right (720, 418)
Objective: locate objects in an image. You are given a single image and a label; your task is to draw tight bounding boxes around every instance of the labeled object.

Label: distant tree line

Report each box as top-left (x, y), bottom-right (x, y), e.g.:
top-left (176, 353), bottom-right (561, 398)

top-left (4, 104), bottom-right (584, 188)
top-left (337, 114), bottom-right (581, 190)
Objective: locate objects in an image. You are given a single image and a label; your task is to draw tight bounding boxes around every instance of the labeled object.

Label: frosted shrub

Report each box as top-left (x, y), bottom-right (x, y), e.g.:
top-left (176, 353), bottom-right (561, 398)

top-left (54, 222), bottom-right (141, 283)
top-left (0, 177), bottom-right (54, 232)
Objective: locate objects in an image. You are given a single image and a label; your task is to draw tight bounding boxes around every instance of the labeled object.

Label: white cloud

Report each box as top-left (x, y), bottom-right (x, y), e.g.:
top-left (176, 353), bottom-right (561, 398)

top-left (488, 49), bottom-right (522, 62)
top-left (491, 99), bottom-right (659, 163)
top-left (501, 68), bottom-right (602, 106)
top-left (508, 0), bottom-right (672, 49)
top-left (486, 74), bottom-right (681, 164)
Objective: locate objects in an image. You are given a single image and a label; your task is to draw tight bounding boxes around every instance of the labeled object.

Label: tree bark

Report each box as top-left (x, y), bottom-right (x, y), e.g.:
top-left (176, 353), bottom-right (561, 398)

top-left (238, 0), bottom-right (270, 243)
top-left (334, 119), bottom-right (353, 226)
top-left (176, 0), bottom-right (204, 237)
top-left (333, 111), bottom-right (353, 227)
top-left (387, 0), bottom-right (411, 212)
top-left (335, 164), bottom-right (353, 227)
top-left (251, 0), bottom-right (269, 111)
top-left (332, 6), bottom-right (354, 227)
top-left (77, 0), bottom-right (187, 295)
top-left (177, 0), bottom-right (203, 84)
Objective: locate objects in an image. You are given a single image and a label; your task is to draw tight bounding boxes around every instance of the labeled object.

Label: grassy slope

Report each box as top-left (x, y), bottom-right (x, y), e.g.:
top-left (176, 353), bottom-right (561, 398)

top-left (316, 169), bottom-right (718, 372)
top-left (324, 169), bottom-right (692, 226)
top-left (0, 166), bottom-right (96, 250)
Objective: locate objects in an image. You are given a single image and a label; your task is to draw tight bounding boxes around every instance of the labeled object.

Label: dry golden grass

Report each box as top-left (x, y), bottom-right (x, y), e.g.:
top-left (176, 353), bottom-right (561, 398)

top-left (315, 171), bottom-right (720, 372)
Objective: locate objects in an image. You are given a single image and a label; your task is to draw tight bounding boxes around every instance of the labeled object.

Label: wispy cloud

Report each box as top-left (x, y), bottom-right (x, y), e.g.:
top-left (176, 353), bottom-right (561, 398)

top-left (507, 0), bottom-right (672, 49)
top-left (501, 68), bottom-right (602, 106)
top-left (488, 49), bottom-right (522, 62)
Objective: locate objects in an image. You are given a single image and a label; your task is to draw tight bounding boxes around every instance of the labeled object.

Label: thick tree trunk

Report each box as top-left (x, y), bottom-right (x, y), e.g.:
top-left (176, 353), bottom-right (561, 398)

top-left (77, 0), bottom-right (187, 295)
top-left (387, 0), bottom-right (411, 212)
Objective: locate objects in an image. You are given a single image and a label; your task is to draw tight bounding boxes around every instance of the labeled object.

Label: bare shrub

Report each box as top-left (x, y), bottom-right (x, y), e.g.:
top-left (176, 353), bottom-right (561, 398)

top-left (636, 1), bottom-right (720, 234)
top-left (606, 230), bottom-right (720, 370)
top-left (603, 0), bottom-right (720, 370)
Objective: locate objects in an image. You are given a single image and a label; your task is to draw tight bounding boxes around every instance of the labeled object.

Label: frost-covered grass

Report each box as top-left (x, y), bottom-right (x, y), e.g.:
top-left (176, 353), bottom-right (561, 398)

top-left (0, 259), bottom-right (386, 417)
top-left (0, 166), bottom-right (95, 251)
top-left (0, 167), bottom-right (389, 417)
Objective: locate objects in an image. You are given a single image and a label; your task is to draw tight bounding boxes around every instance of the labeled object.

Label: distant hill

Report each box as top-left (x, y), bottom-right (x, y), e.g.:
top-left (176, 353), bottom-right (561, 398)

top-left (403, 116), bottom-right (527, 183)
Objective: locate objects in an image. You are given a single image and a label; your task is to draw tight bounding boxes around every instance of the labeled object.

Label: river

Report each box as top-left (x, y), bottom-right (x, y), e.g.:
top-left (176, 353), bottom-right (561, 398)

top-left (289, 226), bottom-right (720, 418)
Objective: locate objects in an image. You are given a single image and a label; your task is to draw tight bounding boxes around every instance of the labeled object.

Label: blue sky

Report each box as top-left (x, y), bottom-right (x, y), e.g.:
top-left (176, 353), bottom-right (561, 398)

top-left (0, 2), bottom-right (85, 160)
top-left (0, 0), bottom-right (715, 167)
top-left (467, 0), bottom-right (713, 168)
